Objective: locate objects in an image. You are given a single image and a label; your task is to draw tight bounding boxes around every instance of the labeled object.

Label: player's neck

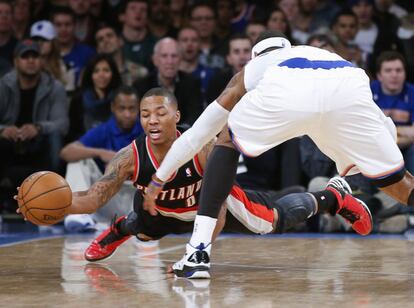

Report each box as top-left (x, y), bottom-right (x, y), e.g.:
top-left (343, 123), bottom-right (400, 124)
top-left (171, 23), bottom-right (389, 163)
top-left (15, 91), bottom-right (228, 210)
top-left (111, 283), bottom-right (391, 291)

top-left (150, 134), bottom-right (178, 164)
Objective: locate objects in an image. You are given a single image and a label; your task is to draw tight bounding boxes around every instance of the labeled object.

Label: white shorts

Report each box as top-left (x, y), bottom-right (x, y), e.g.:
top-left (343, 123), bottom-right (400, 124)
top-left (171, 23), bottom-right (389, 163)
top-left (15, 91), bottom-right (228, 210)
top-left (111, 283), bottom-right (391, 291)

top-left (228, 66), bottom-right (404, 179)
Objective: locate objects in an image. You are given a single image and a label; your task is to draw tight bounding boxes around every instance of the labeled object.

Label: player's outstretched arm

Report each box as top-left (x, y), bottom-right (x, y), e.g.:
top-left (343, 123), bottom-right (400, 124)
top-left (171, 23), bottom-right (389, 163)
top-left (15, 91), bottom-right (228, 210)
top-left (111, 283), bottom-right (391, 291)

top-left (68, 145), bottom-right (135, 214)
top-left (143, 71), bottom-right (246, 213)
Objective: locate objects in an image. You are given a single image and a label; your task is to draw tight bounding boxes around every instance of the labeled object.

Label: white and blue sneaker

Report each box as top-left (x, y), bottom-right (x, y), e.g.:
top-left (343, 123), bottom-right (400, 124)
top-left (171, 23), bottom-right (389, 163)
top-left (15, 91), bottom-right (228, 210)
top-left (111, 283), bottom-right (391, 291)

top-left (172, 243), bottom-right (211, 279)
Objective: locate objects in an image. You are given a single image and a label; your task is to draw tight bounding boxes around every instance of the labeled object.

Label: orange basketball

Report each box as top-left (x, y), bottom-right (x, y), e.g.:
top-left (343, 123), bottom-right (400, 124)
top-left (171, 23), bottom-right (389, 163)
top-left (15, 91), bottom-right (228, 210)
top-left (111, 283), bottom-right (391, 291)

top-left (17, 171), bottom-right (72, 226)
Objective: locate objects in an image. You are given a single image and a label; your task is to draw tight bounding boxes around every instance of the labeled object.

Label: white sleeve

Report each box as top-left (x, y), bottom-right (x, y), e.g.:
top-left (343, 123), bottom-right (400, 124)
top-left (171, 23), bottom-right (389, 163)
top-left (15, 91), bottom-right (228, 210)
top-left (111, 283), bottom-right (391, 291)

top-left (155, 101), bottom-right (229, 182)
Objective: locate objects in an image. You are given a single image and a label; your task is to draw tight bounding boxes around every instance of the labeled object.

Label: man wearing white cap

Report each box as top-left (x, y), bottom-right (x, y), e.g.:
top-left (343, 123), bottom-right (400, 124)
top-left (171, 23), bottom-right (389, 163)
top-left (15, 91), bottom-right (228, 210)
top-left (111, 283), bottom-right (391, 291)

top-left (143, 30), bottom-right (414, 278)
top-left (30, 20), bottom-right (74, 92)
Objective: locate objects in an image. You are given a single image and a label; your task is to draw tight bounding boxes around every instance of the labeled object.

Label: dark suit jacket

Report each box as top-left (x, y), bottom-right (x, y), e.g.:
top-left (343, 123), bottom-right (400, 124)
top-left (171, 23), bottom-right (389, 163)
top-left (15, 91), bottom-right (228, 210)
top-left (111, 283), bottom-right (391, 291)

top-left (134, 71), bottom-right (203, 126)
top-left (206, 68), bottom-right (233, 104)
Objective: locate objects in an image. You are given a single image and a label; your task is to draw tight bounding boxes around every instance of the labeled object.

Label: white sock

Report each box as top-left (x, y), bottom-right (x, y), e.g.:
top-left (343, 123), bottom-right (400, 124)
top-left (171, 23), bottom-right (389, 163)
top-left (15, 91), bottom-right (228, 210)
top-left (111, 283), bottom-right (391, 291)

top-left (189, 215), bottom-right (217, 248)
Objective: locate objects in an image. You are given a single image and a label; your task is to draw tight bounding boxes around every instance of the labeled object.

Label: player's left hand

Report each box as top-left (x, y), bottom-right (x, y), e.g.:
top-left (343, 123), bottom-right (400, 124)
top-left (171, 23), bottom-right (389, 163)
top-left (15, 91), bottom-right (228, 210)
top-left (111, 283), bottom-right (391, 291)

top-left (143, 175), bottom-right (164, 216)
top-left (13, 187), bottom-right (27, 221)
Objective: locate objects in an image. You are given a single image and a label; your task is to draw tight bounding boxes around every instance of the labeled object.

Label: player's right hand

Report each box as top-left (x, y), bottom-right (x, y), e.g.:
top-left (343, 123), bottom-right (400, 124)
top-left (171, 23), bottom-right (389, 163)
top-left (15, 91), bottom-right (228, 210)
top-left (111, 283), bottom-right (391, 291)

top-left (143, 176), bottom-right (163, 216)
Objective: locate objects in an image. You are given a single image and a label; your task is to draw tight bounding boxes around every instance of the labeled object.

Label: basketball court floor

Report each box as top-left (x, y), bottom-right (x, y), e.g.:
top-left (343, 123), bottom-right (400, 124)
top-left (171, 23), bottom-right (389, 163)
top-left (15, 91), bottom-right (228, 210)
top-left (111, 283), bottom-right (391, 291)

top-left (1, 228), bottom-right (414, 308)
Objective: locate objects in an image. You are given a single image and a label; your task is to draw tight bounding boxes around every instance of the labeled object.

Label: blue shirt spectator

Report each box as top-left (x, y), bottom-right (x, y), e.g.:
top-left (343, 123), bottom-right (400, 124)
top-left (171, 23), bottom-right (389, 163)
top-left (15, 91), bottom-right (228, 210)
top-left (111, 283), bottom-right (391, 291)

top-left (63, 43), bottom-right (96, 86)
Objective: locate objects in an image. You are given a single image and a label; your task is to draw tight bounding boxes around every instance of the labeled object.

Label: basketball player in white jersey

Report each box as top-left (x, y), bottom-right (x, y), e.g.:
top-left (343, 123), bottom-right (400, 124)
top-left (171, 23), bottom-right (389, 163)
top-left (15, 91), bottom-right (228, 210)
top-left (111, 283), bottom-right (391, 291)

top-left (143, 31), bottom-right (414, 278)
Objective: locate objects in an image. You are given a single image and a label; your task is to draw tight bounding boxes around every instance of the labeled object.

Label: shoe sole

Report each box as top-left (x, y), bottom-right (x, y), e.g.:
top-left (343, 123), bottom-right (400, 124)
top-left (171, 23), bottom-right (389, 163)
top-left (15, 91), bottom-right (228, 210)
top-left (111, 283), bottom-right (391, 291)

top-left (84, 249), bottom-right (117, 262)
top-left (174, 265), bottom-right (211, 279)
top-left (355, 199), bottom-right (373, 236)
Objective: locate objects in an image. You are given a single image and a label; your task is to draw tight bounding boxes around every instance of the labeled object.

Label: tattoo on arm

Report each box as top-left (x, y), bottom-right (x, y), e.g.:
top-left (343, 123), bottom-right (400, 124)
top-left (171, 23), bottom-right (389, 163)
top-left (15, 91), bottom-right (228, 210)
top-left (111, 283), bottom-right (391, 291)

top-left (217, 70), bottom-right (246, 110)
top-left (88, 146), bottom-right (135, 208)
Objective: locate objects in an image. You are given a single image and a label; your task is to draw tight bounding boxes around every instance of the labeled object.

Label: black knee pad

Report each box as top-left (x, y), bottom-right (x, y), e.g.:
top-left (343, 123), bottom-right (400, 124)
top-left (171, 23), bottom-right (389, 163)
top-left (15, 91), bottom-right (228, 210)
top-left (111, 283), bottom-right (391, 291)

top-left (274, 193), bottom-right (315, 233)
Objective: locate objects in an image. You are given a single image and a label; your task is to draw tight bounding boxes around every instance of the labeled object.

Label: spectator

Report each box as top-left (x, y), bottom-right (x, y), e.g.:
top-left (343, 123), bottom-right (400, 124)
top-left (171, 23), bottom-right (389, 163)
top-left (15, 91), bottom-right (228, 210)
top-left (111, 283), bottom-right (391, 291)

top-left (0, 0), bottom-right (18, 69)
top-left (231, 0), bottom-right (256, 34)
top-left (266, 7), bottom-right (294, 42)
top-left (60, 85), bottom-right (142, 231)
top-left (207, 34), bottom-right (251, 103)
top-left (177, 26), bottom-right (216, 106)
top-left (375, 0), bottom-right (407, 19)
top-left (148, 0), bottom-right (177, 39)
top-left (215, 0), bottom-right (233, 42)
top-left (51, 6), bottom-right (95, 89)
top-left (119, 0), bottom-right (156, 71)
top-left (331, 9), bottom-right (365, 68)
top-left (371, 51), bottom-right (414, 174)
top-left (134, 37), bottom-right (203, 126)
top-left (12, 0), bottom-right (31, 40)
top-left (170, 0), bottom-right (188, 29)
top-left (95, 24), bottom-right (148, 86)
top-left (68, 0), bottom-right (97, 46)
top-left (0, 40), bottom-right (68, 200)
top-left (245, 20), bottom-right (266, 44)
top-left (307, 33), bottom-right (336, 52)
top-left (69, 54), bottom-right (122, 141)
top-left (189, 3), bottom-right (226, 69)
top-left (349, 0), bottom-right (403, 75)
top-left (30, 20), bottom-right (73, 92)
top-left (279, 0), bottom-right (300, 25)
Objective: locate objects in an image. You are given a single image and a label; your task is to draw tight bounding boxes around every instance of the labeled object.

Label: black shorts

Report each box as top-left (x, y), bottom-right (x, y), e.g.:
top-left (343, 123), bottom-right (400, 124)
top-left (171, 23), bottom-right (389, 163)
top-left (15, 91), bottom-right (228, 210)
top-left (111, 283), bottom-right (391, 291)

top-left (132, 186), bottom-right (303, 239)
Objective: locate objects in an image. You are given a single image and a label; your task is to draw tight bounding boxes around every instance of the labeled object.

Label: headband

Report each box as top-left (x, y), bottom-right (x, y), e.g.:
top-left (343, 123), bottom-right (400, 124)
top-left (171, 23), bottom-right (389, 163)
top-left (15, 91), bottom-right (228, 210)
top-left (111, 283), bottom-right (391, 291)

top-left (251, 37), bottom-right (291, 58)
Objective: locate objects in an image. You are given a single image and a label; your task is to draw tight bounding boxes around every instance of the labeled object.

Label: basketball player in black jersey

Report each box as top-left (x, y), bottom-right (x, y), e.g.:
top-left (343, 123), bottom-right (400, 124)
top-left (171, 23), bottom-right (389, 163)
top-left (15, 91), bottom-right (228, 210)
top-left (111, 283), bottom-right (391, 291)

top-left (17, 88), bottom-right (371, 275)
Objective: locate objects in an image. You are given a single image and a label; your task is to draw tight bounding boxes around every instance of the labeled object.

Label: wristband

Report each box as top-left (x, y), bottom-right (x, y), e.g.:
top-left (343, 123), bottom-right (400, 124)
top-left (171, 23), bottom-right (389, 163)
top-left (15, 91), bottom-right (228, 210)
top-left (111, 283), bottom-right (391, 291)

top-left (150, 180), bottom-right (163, 188)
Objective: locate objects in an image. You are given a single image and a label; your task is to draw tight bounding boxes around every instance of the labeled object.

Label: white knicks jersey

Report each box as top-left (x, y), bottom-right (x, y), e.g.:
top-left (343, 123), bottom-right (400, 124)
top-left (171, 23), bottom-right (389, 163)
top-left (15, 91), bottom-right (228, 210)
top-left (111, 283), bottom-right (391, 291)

top-left (244, 45), bottom-right (350, 92)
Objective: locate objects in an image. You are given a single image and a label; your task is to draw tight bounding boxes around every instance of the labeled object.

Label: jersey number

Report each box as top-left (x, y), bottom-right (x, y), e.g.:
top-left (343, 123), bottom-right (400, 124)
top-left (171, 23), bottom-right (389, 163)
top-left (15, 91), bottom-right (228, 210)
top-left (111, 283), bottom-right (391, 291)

top-left (186, 196), bottom-right (196, 207)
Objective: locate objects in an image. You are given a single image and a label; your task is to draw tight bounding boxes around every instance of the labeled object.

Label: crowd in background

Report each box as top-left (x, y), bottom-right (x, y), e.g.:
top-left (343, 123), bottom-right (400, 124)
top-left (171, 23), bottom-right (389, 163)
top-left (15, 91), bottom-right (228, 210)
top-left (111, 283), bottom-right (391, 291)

top-left (0, 0), bottom-right (414, 233)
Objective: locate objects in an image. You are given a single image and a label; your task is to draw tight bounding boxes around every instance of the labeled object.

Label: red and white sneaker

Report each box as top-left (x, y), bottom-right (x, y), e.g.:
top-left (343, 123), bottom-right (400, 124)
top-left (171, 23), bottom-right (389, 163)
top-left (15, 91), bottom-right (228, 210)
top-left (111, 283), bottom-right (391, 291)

top-left (84, 216), bottom-right (131, 262)
top-left (326, 177), bottom-right (373, 236)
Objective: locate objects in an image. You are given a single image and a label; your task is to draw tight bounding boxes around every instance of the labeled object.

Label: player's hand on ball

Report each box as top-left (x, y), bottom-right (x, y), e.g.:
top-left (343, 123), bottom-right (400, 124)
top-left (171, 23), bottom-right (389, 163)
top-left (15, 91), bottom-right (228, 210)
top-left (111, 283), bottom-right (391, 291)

top-left (143, 175), bottom-right (163, 216)
top-left (14, 187), bottom-right (27, 221)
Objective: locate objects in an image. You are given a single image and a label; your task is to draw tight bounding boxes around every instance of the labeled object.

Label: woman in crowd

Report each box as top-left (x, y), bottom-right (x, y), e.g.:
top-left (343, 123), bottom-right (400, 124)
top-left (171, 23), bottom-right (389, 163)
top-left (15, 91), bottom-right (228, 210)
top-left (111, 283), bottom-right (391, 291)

top-left (266, 6), bottom-right (294, 42)
top-left (68, 54), bottom-right (122, 141)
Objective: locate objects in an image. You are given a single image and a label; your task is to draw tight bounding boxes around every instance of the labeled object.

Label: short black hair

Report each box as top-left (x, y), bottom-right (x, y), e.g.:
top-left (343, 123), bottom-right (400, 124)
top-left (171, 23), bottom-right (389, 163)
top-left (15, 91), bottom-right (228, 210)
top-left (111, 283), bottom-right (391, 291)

top-left (331, 9), bottom-right (357, 29)
top-left (113, 85), bottom-right (139, 104)
top-left (119, 0), bottom-right (148, 14)
top-left (50, 6), bottom-right (76, 22)
top-left (376, 50), bottom-right (406, 73)
top-left (141, 87), bottom-right (178, 109)
top-left (227, 33), bottom-right (251, 55)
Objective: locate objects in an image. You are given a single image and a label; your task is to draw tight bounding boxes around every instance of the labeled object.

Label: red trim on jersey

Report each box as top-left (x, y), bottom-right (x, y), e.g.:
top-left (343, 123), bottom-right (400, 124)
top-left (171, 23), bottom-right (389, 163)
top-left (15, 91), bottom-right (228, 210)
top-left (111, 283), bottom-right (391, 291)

top-left (145, 132), bottom-right (181, 182)
top-left (155, 204), bottom-right (198, 213)
top-left (340, 164), bottom-right (356, 177)
top-left (132, 141), bottom-right (140, 182)
top-left (193, 154), bottom-right (203, 176)
top-left (229, 185), bottom-right (274, 223)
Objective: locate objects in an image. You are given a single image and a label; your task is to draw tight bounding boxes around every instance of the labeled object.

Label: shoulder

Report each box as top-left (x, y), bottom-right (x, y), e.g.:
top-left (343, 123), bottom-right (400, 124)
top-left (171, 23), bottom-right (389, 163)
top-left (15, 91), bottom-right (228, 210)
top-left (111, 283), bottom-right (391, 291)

top-left (370, 80), bottom-right (381, 92)
top-left (405, 82), bottom-right (414, 95)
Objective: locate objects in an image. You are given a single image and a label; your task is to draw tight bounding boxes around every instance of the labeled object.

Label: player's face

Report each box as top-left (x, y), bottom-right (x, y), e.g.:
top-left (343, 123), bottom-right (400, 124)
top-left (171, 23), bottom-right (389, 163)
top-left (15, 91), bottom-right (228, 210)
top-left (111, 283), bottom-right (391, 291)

top-left (377, 59), bottom-right (406, 94)
top-left (333, 15), bottom-right (358, 43)
top-left (226, 39), bottom-right (251, 73)
top-left (92, 60), bottom-right (113, 91)
top-left (178, 29), bottom-right (200, 62)
top-left (112, 93), bottom-right (139, 131)
top-left (140, 96), bottom-right (180, 145)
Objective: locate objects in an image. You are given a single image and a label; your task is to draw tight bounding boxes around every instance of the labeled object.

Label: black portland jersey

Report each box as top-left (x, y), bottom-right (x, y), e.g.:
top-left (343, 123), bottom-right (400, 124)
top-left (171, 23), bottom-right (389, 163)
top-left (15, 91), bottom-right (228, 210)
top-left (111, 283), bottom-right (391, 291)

top-left (131, 131), bottom-right (203, 221)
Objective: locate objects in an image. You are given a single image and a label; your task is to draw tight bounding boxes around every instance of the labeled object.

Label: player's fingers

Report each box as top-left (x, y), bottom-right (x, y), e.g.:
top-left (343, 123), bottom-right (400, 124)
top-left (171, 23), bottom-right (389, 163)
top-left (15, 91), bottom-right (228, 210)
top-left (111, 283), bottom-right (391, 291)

top-left (166, 265), bottom-right (173, 273)
top-left (16, 207), bottom-right (20, 213)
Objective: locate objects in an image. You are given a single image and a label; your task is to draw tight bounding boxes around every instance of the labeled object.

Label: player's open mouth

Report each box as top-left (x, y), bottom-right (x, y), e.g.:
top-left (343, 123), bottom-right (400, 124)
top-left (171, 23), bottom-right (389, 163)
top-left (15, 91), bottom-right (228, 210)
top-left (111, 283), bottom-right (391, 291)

top-left (149, 129), bottom-right (161, 140)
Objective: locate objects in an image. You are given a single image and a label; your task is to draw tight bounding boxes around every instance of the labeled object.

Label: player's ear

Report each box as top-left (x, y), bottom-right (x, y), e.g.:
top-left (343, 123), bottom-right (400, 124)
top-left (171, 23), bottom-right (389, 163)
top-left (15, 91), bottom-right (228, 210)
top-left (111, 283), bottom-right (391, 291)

top-left (175, 110), bottom-right (181, 123)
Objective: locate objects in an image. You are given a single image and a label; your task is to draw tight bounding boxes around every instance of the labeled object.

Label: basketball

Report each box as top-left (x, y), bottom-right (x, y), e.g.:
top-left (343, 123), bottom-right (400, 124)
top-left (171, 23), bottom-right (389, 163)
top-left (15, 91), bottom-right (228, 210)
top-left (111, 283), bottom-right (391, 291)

top-left (17, 171), bottom-right (72, 226)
